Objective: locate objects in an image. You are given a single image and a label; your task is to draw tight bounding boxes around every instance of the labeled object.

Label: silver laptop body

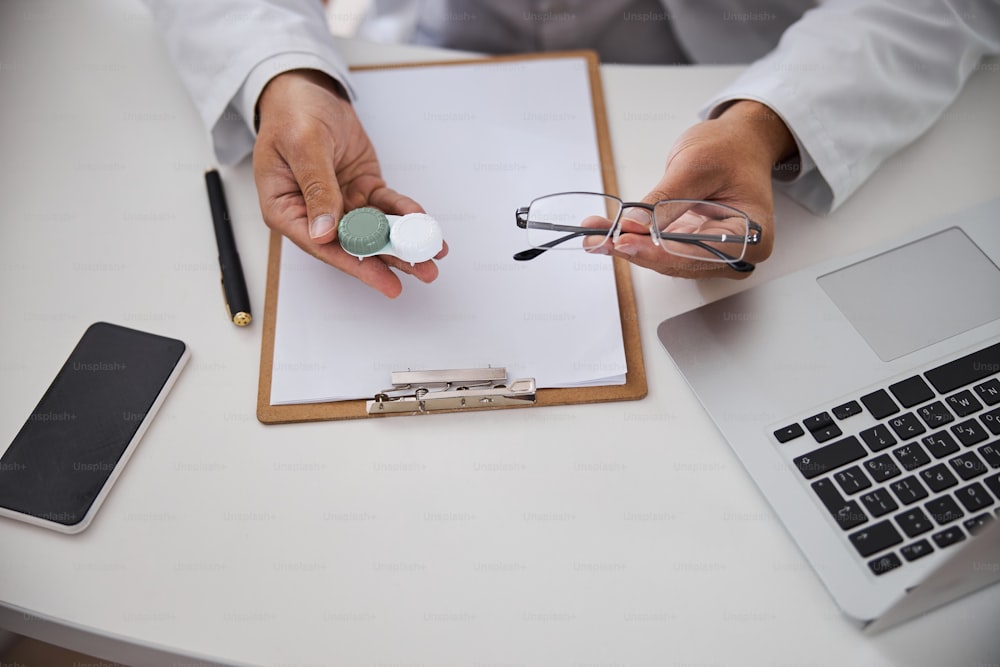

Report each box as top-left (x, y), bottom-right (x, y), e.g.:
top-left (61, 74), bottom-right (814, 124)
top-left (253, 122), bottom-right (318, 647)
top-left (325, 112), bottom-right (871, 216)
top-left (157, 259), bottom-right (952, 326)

top-left (657, 198), bottom-right (1000, 631)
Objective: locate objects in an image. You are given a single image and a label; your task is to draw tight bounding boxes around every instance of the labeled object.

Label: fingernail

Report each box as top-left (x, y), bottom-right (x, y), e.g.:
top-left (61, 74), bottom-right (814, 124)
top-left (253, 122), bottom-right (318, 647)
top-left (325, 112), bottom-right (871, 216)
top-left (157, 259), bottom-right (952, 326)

top-left (310, 214), bottom-right (335, 239)
top-left (613, 241), bottom-right (638, 256)
top-left (621, 210), bottom-right (651, 225)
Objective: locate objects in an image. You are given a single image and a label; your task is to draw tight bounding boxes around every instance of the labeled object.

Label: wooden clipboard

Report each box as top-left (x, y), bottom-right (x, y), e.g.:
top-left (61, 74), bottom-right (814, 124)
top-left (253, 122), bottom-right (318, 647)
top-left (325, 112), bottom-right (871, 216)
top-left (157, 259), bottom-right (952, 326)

top-left (257, 51), bottom-right (646, 423)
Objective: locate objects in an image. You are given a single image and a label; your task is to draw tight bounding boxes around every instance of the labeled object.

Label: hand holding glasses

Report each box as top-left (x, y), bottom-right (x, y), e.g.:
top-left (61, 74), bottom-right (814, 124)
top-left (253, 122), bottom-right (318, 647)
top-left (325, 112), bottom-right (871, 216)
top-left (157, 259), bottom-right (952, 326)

top-left (514, 192), bottom-right (763, 273)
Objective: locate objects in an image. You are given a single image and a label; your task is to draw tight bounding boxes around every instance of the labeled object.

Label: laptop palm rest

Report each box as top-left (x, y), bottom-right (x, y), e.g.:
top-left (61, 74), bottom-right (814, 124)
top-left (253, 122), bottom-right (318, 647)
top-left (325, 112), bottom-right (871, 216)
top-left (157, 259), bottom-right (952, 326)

top-left (817, 228), bottom-right (1000, 362)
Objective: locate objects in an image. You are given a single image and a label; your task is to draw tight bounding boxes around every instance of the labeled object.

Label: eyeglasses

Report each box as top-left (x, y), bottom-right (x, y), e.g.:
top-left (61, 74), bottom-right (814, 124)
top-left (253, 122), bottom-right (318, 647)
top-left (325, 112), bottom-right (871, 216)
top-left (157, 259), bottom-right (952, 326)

top-left (514, 192), bottom-right (762, 272)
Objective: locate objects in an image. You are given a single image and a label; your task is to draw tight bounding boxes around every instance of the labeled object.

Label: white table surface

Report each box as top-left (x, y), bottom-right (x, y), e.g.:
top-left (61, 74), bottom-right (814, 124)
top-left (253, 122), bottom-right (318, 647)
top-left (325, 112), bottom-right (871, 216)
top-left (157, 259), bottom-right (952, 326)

top-left (1, 1), bottom-right (999, 665)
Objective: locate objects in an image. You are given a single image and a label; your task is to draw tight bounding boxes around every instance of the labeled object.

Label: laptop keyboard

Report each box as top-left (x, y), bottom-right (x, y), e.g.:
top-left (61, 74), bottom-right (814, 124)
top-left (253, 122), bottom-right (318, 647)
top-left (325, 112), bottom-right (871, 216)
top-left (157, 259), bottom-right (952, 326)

top-left (773, 341), bottom-right (1000, 576)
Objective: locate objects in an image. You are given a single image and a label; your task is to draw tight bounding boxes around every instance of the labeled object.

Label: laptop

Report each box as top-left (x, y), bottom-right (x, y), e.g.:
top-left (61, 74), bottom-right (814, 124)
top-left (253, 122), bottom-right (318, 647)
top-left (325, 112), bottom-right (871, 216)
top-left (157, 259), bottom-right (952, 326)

top-left (656, 197), bottom-right (1000, 632)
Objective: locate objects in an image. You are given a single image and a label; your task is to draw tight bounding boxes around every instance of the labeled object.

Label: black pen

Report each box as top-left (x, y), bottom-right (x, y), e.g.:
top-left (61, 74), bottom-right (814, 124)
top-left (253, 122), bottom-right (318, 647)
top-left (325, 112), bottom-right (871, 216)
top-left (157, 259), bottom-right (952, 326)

top-left (204, 169), bottom-right (252, 326)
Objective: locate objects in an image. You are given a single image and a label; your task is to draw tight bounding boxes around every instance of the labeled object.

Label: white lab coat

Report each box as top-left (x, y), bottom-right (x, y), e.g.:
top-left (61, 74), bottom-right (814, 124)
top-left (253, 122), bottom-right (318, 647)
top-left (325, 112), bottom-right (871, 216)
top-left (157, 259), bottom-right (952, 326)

top-left (143, 0), bottom-right (1000, 214)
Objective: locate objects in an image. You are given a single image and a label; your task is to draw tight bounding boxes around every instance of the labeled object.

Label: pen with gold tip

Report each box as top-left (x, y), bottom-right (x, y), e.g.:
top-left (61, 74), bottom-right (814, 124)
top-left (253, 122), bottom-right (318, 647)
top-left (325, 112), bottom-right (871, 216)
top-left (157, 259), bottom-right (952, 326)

top-left (204, 169), bottom-right (252, 326)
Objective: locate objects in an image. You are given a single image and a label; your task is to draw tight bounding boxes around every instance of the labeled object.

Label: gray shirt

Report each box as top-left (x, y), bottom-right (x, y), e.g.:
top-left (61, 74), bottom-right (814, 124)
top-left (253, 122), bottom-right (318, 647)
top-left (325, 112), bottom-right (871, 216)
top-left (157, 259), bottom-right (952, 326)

top-left (361, 0), bottom-right (806, 65)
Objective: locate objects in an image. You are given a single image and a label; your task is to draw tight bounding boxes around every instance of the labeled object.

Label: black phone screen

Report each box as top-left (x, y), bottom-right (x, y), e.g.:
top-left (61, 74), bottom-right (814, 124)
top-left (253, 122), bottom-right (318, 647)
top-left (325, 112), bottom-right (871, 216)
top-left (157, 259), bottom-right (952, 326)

top-left (0, 322), bottom-right (187, 529)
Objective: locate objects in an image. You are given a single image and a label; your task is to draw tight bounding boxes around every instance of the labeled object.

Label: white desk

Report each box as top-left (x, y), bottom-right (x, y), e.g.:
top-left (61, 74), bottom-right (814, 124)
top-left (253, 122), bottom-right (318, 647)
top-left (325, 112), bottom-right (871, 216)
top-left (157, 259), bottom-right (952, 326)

top-left (1, 1), bottom-right (999, 665)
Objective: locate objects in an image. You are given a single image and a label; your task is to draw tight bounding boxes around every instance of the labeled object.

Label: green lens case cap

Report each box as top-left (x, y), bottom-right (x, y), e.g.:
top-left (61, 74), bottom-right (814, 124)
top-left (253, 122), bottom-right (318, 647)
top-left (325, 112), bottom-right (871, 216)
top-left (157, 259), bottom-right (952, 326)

top-left (338, 207), bottom-right (391, 256)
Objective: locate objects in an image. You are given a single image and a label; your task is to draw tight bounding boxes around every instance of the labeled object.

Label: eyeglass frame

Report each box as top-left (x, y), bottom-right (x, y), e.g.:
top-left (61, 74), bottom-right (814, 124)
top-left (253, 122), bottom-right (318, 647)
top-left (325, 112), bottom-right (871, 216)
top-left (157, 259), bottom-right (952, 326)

top-left (514, 192), bottom-right (763, 273)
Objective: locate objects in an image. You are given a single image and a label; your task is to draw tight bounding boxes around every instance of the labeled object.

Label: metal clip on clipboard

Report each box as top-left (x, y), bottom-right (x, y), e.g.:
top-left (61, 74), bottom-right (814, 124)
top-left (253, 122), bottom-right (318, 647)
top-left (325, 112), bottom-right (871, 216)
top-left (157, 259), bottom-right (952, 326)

top-left (366, 367), bottom-right (536, 415)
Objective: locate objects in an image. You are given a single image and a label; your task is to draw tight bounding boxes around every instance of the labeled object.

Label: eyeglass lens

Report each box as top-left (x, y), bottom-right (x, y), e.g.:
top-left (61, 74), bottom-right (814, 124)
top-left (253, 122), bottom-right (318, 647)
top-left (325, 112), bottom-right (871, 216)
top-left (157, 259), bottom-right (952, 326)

top-left (524, 193), bottom-right (622, 254)
top-left (652, 200), bottom-right (751, 262)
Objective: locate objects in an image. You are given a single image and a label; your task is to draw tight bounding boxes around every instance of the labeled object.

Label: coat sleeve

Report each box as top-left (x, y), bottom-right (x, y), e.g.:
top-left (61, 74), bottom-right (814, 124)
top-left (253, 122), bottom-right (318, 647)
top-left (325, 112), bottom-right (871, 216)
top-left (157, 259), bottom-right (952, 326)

top-left (142, 0), bottom-right (354, 165)
top-left (703, 0), bottom-right (1000, 214)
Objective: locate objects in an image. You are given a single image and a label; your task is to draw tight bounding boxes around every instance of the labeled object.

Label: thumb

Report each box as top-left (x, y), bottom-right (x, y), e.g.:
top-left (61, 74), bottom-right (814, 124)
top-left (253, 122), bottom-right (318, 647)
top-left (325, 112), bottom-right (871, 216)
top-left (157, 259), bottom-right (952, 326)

top-left (286, 140), bottom-right (345, 245)
top-left (620, 175), bottom-right (677, 234)
top-left (638, 140), bottom-right (719, 209)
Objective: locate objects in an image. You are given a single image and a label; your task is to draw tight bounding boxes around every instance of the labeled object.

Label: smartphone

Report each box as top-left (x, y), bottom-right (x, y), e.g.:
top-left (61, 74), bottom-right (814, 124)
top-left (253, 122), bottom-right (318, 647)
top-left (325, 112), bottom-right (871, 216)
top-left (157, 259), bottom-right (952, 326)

top-left (0, 322), bottom-right (189, 533)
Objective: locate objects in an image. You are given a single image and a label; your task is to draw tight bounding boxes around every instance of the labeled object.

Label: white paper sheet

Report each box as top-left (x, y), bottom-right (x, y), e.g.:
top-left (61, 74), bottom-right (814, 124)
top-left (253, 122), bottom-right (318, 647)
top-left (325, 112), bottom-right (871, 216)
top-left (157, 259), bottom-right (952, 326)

top-left (270, 57), bottom-right (627, 404)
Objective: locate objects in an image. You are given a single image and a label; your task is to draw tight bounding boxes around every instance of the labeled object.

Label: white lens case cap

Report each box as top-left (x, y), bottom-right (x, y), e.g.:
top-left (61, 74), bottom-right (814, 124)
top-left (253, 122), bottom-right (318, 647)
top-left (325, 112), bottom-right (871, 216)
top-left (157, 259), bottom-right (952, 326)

top-left (388, 213), bottom-right (444, 263)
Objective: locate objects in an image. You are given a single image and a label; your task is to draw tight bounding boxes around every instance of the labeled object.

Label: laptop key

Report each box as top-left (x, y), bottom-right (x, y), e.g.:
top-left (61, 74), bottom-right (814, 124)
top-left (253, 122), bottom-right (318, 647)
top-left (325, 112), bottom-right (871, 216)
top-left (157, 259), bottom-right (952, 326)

top-left (889, 476), bottom-right (929, 505)
top-left (868, 552), bottom-right (903, 576)
top-left (860, 424), bottom-right (897, 452)
top-left (861, 389), bottom-right (900, 420)
top-left (949, 451), bottom-right (988, 480)
top-left (954, 482), bottom-right (994, 513)
top-left (860, 488), bottom-right (899, 517)
top-left (900, 539), bottom-right (934, 562)
top-left (811, 478), bottom-right (868, 529)
top-left (951, 419), bottom-right (988, 446)
top-left (849, 520), bottom-right (902, 557)
top-left (832, 400), bottom-right (862, 420)
top-left (804, 411), bottom-right (843, 443)
top-left (890, 375), bottom-right (935, 408)
top-left (774, 423), bottom-right (804, 443)
top-left (834, 466), bottom-right (871, 494)
top-left (924, 342), bottom-right (1000, 394)
top-left (892, 442), bottom-right (931, 471)
top-left (895, 507), bottom-right (933, 537)
top-left (980, 407), bottom-right (1000, 435)
top-left (931, 526), bottom-right (966, 549)
top-left (924, 496), bottom-right (964, 526)
top-left (919, 463), bottom-right (958, 493)
top-left (917, 401), bottom-right (954, 429)
top-left (979, 443), bottom-right (1000, 468)
top-left (811, 424), bottom-right (843, 444)
top-left (984, 472), bottom-right (1000, 500)
top-left (963, 513), bottom-right (995, 535)
top-left (921, 431), bottom-right (960, 459)
top-left (975, 378), bottom-right (1000, 406)
top-left (804, 412), bottom-right (833, 432)
top-left (793, 436), bottom-right (866, 479)
top-left (888, 413), bottom-right (926, 440)
top-left (946, 390), bottom-right (983, 417)
top-left (865, 454), bottom-right (902, 482)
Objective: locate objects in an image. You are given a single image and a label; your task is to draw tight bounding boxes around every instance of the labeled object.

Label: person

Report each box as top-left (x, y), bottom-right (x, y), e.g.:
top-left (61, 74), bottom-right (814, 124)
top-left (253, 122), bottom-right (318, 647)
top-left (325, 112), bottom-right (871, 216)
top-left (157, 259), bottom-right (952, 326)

top-left (144, 0), bottom-right (1000, 295)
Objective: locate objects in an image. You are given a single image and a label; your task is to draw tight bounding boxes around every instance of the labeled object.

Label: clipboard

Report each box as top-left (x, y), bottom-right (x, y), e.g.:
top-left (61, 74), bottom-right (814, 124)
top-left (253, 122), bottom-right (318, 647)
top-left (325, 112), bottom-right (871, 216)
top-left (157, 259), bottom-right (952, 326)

top-left (257, 51), bottom-right (646, 423)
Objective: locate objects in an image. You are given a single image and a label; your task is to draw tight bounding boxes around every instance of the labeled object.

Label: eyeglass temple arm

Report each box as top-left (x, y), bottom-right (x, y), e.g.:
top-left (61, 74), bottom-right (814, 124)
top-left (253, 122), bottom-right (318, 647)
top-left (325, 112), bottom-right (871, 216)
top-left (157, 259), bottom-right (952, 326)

top-left (513, 229), bottom-right (605, 261)
top-left (656, 220), bottom-right (763, 246)
top-left (514, 232), bottom-right (754, 271)
top-left (684, 240), bottom-right (755, 273)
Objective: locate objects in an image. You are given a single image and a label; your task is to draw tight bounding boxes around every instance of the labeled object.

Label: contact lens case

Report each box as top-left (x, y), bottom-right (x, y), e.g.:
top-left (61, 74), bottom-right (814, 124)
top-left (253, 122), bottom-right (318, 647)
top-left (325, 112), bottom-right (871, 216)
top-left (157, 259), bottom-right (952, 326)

top-left (338, 207), bottom-right (443, 264)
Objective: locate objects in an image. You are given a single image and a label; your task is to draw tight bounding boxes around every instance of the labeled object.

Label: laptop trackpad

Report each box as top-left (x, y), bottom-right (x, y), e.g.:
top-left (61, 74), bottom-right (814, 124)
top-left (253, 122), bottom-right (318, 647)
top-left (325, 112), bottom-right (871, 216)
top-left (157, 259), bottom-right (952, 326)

top-left (817, 228), bottom-right (1000, 362)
